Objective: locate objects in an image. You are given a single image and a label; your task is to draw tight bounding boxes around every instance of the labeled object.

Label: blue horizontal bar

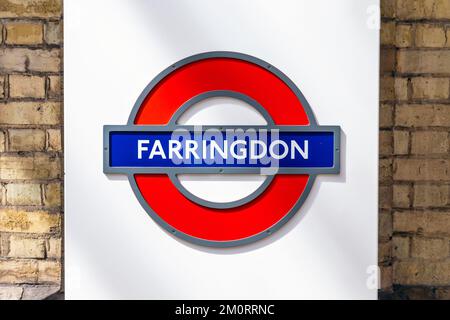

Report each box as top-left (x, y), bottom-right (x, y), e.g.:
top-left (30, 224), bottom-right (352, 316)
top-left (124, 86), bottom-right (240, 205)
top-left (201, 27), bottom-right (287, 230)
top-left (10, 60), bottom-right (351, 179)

top-left (108, 130), bottom-right (336, 169)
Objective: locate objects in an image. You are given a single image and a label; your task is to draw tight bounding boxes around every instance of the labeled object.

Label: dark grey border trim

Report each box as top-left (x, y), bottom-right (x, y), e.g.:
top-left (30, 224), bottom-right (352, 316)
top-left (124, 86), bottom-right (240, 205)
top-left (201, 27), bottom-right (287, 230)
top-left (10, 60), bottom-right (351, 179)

top-left (105, 51), bottom-right (340, 248)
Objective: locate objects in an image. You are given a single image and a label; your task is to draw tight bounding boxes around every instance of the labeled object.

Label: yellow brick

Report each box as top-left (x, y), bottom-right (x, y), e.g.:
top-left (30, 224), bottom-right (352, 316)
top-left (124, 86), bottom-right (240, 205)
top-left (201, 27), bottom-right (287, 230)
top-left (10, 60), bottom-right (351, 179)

top-left (411, 131), bottom-right (449, 154)
top-left (379, 131), bottom-right (393, 155)
top-left (0, 154), bottom-right (61, 180)
top-left (397, 50), bottom-right (450, 74)
top-left (393, 130), bottom-right (409, 155)
top-left (0, 48), bottom-right (61, 73)
top-left (394, 159), bottom-right (450, 181)
top-left (46, 237), bottom-right (61, 259)
top-left (0, 130), bottom-right (5, 152)
top-left (394, 211), bottom-right (450, 236)
top-left (381, 21), bottom-right (396, 46)
top-left (8, 129), bottom-right (46, 152)
top-left (416, 24), bottom-right (447, 48)
top-left (7, 235), bottom-right (46, 259)
top-left (393, 236), bottom-right (410, 259)
top-left (393, 184), bottom-right (411, 207)
top-left (0, 260), bottom-right (38, 284)
top-left (45, 21), bottom-right (61, 45)
top-left (9, 75), bottom-right (46, 99)
top-left (38, 260), bottom-right (61, 283)
top-left (394, 260), bottom-right (450, 285)
top-left (414, 184), bottom-right (449, 207)
top-left (44, 183), bottom-right (61, 207)
top-left (0, 0), bottom-right (62, 18)
top-left (5, 22), bottom-right (43, 45)
top-left (395, 78), bottom-right (409, 101)
top-left (46, 129), bottom-right (61, 151)
top-left (47, 76), bottom-right (61, 99)
top-left (411, 237), bottom-right (449, 259)
top-left (0, 209), bottom-right (60, 234)
top-left (396, 0), bottom-right (434, 19)
top-left (6, 183), bottom-right (42, 206)
top-left (0, 102), bottom-right (61, 125)
top-left (411, 77), bottom-right (449, 100)
top-left (380, 104), bottom-right (393, 128)
top-left (396, 24), bottom-right (413, 48)
top-left (396, 104), bottom-right (450, 127)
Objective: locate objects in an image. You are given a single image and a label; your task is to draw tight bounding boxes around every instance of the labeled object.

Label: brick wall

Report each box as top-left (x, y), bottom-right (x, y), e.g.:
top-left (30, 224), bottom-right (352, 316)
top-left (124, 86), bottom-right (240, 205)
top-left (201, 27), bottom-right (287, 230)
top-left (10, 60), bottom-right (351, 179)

top-left (380, 0), bottom-right (450, 299)
top-left (0, 0), bottom-right (63, 300)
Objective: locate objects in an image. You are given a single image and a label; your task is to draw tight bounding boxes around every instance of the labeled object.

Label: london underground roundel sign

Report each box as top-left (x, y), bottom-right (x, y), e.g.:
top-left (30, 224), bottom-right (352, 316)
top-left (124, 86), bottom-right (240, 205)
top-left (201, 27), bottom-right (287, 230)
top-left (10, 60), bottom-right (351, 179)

top-left (104, 52), bottom-right (341, 247)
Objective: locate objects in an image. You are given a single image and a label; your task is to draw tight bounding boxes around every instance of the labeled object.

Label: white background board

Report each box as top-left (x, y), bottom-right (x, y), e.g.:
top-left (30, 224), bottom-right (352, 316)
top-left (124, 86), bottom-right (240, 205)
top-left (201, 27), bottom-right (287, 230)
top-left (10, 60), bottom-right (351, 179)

top-left (65, 0), bottom-right (380, 299)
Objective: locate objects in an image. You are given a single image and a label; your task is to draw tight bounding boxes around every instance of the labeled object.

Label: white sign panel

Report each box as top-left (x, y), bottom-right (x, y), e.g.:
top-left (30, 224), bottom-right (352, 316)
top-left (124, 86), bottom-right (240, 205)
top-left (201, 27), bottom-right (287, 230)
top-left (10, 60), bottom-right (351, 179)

top-left (65, 0), bottom-right (379, 299)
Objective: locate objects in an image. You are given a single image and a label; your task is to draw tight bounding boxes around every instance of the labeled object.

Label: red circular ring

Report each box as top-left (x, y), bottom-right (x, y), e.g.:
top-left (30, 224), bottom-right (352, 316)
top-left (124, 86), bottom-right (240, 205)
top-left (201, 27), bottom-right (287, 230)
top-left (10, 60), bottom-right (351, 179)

top-left (133, 56), bottom-right (310, 243)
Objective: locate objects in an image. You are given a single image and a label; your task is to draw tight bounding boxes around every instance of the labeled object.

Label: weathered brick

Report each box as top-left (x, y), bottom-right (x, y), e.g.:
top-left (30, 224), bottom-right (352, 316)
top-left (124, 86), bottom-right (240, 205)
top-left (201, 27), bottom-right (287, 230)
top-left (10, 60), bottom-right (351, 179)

top-left (5, 22), bottom-right (43, 45)
top-left (396, 0), bottom-right (431, 19)
top-left (396, 24), bottom-right (413, 48)
top-left (0, 286), bottom-right (23, 299)
top-left (416, 24), bottom-right (447, 48)
top-left (9, 75), bottom-right (46, 99)
top-left (22, 285), bottom-right (59, 300)
top-left (27, 48), bottom-right (61, 73)
top-left (8, 129), bottom-right (46, 152)
top-left (379, 185), bottom-right (392, 209)
top-left (379, 241), bottom-right (392, 263)
top-left (0, 130), bottom-right (5, 152)
top-left (397, 50), bottom-right (450, 74)
top-left (394, 159), bottom-right (450, 181)
top-left (414, 184), bottom-right (449, 207)
top-left (380, 104), bottom-right (393, 128)
top-left (380, 265), bottom-right (393, 291)
top-left (0, 48), bottom-right (27, 72)
top-left (394, 211), bottom-right (450, 236)
top-left (411, 237), bottom-right (449, 259)
top-left (381, 21), bottom-right (396, 46)
top-left (37, 260), bottom-right (60, 283)
top-left (6, 183), bottom-right (41, 206)
top-left (0, 260), bottom-right (38, 284)
top-left (395, 77), bottom-right (409, 100)
top-left (393, 130), bottom-right (409, 155)
top-left (394, 259), bottom-right (450, 285)
top-left (396, 104), bottom-right (450, 127)
top-left (0, 48), bottom-right (61, 73)
top-left (393, 184), bottom-right (411, 208)
top-left (0, 209), bottom-right (60, 234)
top-left (0, 76), bottom-right (5, 99)
top-left (435, 287), bottom-right (450, 299)
top-left (434, 0), bottom-right (450, 19)
top-left (411, 77), bottom-right (450, 100)
top-left (46, 237), bottom-right (61, 259)
top-left (7, 235), bottom-right (45, 259)
top-left (380, 212), bottom-right (393, 241)
top-left (44, 21), bottom-right (61, 45)
top-left (380, 76), bottom-right (395, 101)
top-left (411, 131), bottom-right (449, 154)
top-left (381, 48), bottom-right (396, 74)
top-left (380, 159), bottom-right (393, 183)
top-left (43, 182), bottom-right (60, 207)
top-left (0, 0), bottom-right (62, 18)
top-left (46, 129), bottom-right (61, 151)
top-left (0, 154), bottom-right (61, 180)
top-left (381, 0), bottom-right (396, 18)
top-left (393, 236), bottom-right (410, 259)
top-left (47, 75), bottom-right (61, 99)
top-left (0, 102), bottom-right (61, 125)
top-left (380, 130), bottom-right (393, 155)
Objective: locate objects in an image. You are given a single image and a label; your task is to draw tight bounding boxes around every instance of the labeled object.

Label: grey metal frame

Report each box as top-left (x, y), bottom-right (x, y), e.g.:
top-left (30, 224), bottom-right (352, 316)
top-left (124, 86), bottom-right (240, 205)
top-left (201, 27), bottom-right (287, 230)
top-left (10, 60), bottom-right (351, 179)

top-left (103, 51), bottom-right (341, 248)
